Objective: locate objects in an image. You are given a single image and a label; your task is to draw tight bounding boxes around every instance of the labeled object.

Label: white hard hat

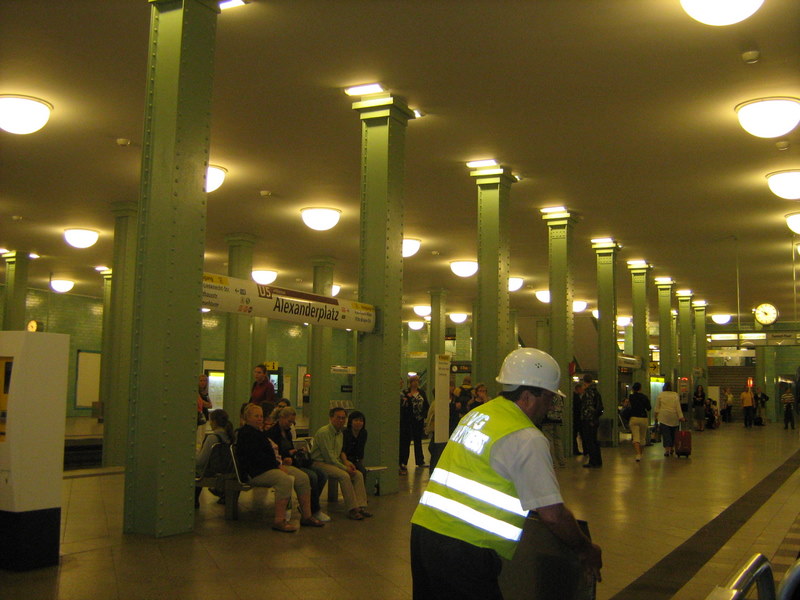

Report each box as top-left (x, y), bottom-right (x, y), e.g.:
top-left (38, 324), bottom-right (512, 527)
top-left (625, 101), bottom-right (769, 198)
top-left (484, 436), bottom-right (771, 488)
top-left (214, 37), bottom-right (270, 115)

top-left (496, 347), bottom-right (564, 396)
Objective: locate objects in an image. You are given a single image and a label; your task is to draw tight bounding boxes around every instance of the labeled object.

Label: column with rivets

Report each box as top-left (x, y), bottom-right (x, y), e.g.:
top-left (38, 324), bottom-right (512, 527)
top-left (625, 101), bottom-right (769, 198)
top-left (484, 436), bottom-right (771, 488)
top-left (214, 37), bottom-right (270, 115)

top-left (309, 257), bottom-right (334, 431)
top-left (593, 238), bottom-right (621, 446)
top-left (628, 261), bottom-right (652, 393)
top-left (124, 0), bottom-right (219, 536)
top-left (655, 278), bottom-right (675, 388)
top-left (2, 251), bottom-right (30, 331)
top-left (223, 233), bottom-right (255, 415)
top-left (693, 300), bottom-right (707, 391)
top-left (676, 289), bottom-right (694, 396)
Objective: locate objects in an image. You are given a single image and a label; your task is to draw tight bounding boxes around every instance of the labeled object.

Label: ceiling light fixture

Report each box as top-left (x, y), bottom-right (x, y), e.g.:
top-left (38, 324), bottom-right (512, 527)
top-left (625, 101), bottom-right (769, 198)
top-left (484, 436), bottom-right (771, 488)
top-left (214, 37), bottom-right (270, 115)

top-left (711, 314), bottom-right (732, 324)
top-left (767, 170), bottom-right (800, 200)
top-left (64, 228), bottom-right (99, 249)
top-left (466, 159), bottom-right (498, 169)
top-left (736, 98), bottom-right (800, 138)
top-left (29, 253), bottom-right (40, 259)
top-left (219, 0), bottom-right (247, 8)
top-left (251, 270), bottom-right (278, 285)
top-left (449, 313), bottom-right (468, 324)
top-left (344, 83), bottom-right (385, 96)
top-left (301, 207), bottom-right (341, 231)
top-left (539, 206), bottom-right (567, 214)
top-left (94, 265), bottom-right (109, 272)
top-left (786, 212), bottom-right (800, 234)
top-left (408, 321), bottom-right (425, 331)
top-left (591, 309), bottom-right (600, 319)
top-left (573, 300), bottom-right (588, 313)
top-left (534, 290), bottom-right (551, 303)
top-left (680, 0), bottom-right (764, 26)
top-left (450, 260), bottom-right (478, 277)
top-left (402, 238), bottom-right (421, 258)
top-left (0, 95), bottom-right (53, 134)
top-left (331, 284), bottom-right (341, 297)
top-left (617, 316), bottom-right (632, 327)
top-left (205, 165), bottom-right (227, 193)
top-left (508, 277), bottom-right (524, 292)
top-left (413, 305), bottom-right (432, 317)
top-left (50, 279), bottom-right (75, 293)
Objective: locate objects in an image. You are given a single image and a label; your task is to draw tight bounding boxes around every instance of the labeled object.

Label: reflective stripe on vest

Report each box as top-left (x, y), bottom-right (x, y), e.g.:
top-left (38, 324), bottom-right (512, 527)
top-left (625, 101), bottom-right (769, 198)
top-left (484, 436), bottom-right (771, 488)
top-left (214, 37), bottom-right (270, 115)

top-left (411, 397), bottom-right (533, 559)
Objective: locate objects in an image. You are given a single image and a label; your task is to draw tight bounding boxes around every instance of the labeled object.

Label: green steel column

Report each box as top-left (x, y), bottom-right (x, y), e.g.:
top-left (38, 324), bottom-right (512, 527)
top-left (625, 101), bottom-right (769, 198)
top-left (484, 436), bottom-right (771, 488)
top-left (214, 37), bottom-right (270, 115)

top-left (124, 0), bottom-right (218, 537)
top-left (104, 201), bottom-right (138, 467)
top-left (628, 262), bottom-right (652, 391)
top-left (676, 290), bottom-right (694, 388)
top-left (251, 317), bottom-right (268, 364)
top-left (509, 309), bottom-right (519, 353)
top-left (656, 279), bottom-right (675, 387)
top-left (223, 233), bottom-right (255, 415)
top-left (535, 318), bottom-right (550, 353)
top-left (471, 166), bottom-right (515, 391)
top-left (99, 269), bottom-right (113, 427)
top-left (672, 310), bottom-right (679, 379)
top-left (542, 210), bottom-right (577, 399)
top-left (454, 322), bottom-right (472, 361)
top-left (309, 257), bottom-right (334, 432)
top-left (2, 251), bottom-right (30, 331)
top-left (693, 301), bottom-right (707, 390)
top-left (593, 239), bottom-right (621, 446)
top-left (352, 92), bottom-right (413, 496)
top-left (428, 289), bottom-right (446, 396)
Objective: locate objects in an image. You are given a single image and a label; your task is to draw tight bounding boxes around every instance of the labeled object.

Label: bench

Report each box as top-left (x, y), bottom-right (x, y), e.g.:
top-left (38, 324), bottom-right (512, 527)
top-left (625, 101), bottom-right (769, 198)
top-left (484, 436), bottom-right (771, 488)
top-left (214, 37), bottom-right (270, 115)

top-left (326, 465), bottom-right (389, 500)
top-left (195, 444), bottom-right (252, 520)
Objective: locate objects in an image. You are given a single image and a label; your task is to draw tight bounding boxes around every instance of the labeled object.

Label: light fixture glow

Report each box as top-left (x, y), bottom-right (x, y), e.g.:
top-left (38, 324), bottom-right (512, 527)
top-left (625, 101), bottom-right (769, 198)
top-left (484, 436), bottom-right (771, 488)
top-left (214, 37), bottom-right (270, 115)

top-left (219, 0), bottom-right (246, 8)
top-left (680, 0), bottom-right (764, 26)
top-left (736, 98), bottom-right (800, 138)
top-left (402, 238), bottom-right (421, 258)
top-left (767, 171), bottom-right (800, 200)
top-left (301, 207), bottom-right (341, 231)
top-left (617, 316), bottom-right (632, 327)
top-left (786, 212), bottom-right (800, 234)
top-left (627, 259), bottom-right (647, 267)
top-left (408, 321), bottom-right (425, 331)
top-left (534, 290), bottom-right (551, 303)
top-left (0, 248), bottom-right (8, 254)
top-left (508, 277), bottom-right (524, 292)
top-left (654, 277), bottom-right (674, 284)
top-left (591, 309), bottom-right (600, 319)
top-left (344, 83), bottom-right (385, 96)
top-left (94, 265), bottom-right (109, 272)
top-left (692, 300), bottom-right (708, 307)
top-left (50, 279), bottom-right (74, 293)
top-left (0, 95), bottom-right (53, 134)
top-left (205, 165), bottom-right (227, 193)
top-left (331, 284), bottom-right (341, 297)
top-left (28, 253), bottom-right (39, 259)
top-left (466, 159), bottom-right (498, 169)
top-left (449, 313), bottom-right (468, 324)
top-left (573, 300), bottom-right (588, 313)
top-left (590, 237), bottom-right (614, 244)
top-left (540, 206), bottom-right (567, 214)
top-left (413, 305), bottom-right (432, 317)
top-left (676, 289), bottom-right (693, 296)
top-left (450, 260), bottom-right (478, 277)
top-left (201, 307), bottom-right (211, 313)
top-left (711, 314), bottom-right (732, 324)
top-left (251, 270), bottom-right (278, 285)
top-left (64, 228), bottom-right (99, 249)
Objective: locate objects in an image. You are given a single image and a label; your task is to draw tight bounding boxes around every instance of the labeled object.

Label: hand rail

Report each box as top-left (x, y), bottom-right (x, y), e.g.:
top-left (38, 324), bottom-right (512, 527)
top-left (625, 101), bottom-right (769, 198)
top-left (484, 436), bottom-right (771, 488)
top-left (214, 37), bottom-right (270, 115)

top-left (705, 553), bottom-right (776, 600)
top-left (777, 558), bottom-right (800, 600)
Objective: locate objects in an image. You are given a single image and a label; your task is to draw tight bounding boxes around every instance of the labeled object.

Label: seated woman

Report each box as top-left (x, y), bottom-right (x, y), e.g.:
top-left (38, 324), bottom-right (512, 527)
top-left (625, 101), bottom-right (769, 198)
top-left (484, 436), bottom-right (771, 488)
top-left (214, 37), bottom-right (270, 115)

top-left (265, 406), bottom-right (330, 522)
top-left (236, 403), bottom-right (324, 531)
top-left (195, 409), bottom-right (234, 507)
top-left (343, 410), bottom-right (368, 479)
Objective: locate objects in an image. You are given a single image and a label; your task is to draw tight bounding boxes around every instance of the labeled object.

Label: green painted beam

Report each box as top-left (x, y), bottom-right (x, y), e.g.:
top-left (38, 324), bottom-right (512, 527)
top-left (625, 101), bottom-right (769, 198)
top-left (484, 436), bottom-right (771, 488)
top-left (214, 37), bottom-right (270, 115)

top-left (629, 264), bottom-right (652, 391)
top-left (310, 257), bottom-right (334, 432)
top-left (223, 233), bottom-right (255, 416)
top-left (656, 280), bottom-right (675, 387)
top-left (593, 240), bottom-right (621, 446)
top-left (2, 251), bottom-right (30, 331)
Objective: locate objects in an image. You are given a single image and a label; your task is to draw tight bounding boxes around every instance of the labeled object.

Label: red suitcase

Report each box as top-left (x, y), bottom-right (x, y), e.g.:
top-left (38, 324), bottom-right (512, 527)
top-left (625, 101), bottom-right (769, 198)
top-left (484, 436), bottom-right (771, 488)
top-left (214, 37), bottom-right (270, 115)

top-left (675, 428), bottom-right (692, 457)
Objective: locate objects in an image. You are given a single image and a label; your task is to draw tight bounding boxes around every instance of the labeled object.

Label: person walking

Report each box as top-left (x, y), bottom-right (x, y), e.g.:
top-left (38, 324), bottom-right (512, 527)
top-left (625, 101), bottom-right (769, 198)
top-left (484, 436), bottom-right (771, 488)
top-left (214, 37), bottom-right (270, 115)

top-left (781, 383), bottom-right (796, 430)
top-left (399, 375), bottom-right (429, 474)
top-left (655, 382), bottom-right (685, 457)
top-left (410, 347), bottom-right (602, 599)
top-left (627, 382), bottom-right (651, 462)
top-left (579, 374), bottom-right (603, 468)
top-left (741, 386), bottom-right (755, 428)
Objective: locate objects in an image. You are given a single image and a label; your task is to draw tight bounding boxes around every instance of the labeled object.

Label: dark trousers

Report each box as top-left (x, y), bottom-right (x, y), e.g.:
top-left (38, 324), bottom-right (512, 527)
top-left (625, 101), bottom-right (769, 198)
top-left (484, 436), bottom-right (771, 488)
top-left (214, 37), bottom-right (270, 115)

top-left (785, 405), bottom-right (796, 429)
top-left (428, 441), bottom-right (446, 470)
top-left (580, 421), bottom-right (602, 466)
top-left (743, 406), bottom-right (755, 428)
top-left (400, 419), bottom-right (425, 466)
top-left (410, 524), bottom-right (504, 600)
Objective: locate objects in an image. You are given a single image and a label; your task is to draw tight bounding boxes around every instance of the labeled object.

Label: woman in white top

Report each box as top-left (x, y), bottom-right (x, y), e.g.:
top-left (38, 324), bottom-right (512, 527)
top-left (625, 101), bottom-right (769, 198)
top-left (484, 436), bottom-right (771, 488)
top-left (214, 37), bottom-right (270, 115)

top-left (654, 382), bottom-right (685, 457)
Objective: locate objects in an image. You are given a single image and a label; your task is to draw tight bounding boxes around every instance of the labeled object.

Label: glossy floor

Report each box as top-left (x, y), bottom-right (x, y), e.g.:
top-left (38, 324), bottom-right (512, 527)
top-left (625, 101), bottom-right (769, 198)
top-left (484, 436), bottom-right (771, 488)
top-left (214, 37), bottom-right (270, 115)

top-left (2, 422), bottom-right (799, 600)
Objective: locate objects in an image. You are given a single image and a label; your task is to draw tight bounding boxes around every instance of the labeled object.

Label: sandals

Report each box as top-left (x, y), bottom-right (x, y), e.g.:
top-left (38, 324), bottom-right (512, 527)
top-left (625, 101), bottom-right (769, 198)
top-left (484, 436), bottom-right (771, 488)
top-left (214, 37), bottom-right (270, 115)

top-left (300, 517), bottom-right (325, 527)
top-left (358, 508), bottom-right (373, 518)
top-left (348, 509), bottom-right (365, 520)
top-left (272, 521), bottom-right (298, 533)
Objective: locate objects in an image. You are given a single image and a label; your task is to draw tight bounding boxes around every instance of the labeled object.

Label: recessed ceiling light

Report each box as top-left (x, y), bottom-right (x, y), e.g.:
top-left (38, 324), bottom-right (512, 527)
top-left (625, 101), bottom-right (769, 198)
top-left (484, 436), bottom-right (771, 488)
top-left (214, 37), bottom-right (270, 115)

top-left (94, 265), bottom-right (110, 272)
top-left (219, 0), bottom-right (247, 9)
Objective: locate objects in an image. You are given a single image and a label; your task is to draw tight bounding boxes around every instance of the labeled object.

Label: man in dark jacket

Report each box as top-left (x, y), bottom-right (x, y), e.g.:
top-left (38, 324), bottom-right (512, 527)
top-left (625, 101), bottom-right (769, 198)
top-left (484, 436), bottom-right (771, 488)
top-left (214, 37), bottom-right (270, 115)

top-left (579, 374), bottom-right (604, 468)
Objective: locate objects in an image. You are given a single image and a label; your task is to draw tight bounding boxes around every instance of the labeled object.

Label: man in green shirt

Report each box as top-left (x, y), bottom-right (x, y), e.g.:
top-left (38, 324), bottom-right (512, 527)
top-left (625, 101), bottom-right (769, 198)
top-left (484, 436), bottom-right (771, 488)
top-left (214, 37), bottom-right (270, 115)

top-left (310, 407), bottom-right (371, 520)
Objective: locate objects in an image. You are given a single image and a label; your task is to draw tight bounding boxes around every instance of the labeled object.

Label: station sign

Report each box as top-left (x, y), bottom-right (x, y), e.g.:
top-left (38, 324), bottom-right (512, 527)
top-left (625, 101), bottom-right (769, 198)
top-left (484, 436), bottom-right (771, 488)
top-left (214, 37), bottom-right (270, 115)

top-left (202, 273), bottom-right (376, 333)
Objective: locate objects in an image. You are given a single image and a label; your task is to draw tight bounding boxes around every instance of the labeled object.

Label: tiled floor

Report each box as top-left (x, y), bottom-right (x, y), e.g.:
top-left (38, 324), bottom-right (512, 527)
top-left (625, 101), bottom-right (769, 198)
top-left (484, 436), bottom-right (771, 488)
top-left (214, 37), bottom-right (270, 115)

top-left (2, 421), bottom-right (799, 599)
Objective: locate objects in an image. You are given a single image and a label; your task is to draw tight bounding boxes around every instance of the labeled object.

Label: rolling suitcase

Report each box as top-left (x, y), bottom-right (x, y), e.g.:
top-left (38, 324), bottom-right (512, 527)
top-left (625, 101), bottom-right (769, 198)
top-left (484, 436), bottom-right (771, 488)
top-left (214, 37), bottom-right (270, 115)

top-left (675, 425), bottom-right (692, 458)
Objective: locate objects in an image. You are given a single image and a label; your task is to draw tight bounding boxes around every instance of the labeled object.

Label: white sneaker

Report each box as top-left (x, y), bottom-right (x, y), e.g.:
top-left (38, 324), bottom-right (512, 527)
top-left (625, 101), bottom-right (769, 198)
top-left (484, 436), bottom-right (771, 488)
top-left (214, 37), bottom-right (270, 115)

top-left (313, 511), bottom-right (331, 522)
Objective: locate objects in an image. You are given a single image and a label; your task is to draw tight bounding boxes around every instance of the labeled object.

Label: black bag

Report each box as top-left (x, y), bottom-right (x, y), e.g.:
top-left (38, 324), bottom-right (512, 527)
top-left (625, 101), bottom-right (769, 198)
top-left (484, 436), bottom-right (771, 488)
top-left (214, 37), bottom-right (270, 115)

top-left (202, 438), bottom-right (234, 478)
top-left (293, 448), bottom-right (314, 469)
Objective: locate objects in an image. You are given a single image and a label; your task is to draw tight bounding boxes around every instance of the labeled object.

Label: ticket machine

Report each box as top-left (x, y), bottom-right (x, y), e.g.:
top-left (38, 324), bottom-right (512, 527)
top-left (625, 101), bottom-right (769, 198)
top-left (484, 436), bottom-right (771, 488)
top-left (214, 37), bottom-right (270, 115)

top-left (0, 331), bottom-right (69, 570)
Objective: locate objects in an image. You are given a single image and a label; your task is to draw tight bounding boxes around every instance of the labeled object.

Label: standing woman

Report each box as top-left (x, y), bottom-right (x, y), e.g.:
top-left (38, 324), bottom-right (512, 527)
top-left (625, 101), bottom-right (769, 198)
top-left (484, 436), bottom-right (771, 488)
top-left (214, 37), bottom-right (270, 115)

top-left (196, 373), bottom-right (213, 449)
top-left (467, 382), bottom-right (490, 412)
top-left (655, 382), bottom-right (685, 457)
top-left (627, 382), bottom-right (651, 462)
top-left (692, 384), bottom-right (707, 431)
top-left (399, 375), bottom-right (429, 474)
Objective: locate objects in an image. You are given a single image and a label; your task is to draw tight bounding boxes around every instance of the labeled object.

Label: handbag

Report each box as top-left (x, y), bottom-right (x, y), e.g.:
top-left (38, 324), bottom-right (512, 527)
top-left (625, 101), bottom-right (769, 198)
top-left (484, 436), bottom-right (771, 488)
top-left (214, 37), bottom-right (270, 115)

top-left (293, 448), bottom-right (314, 469)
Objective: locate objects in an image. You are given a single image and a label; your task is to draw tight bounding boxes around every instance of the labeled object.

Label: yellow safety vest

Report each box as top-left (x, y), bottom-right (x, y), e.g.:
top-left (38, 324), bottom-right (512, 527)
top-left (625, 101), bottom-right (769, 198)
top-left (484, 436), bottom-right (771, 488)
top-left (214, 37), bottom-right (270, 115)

top-left (411, 396), bottom-right (532, 559)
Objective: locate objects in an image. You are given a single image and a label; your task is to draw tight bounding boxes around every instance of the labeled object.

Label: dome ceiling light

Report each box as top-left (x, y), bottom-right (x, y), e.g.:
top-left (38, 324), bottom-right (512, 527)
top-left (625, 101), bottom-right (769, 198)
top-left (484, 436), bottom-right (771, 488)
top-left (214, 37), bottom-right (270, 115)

top-left (450, 260), bottom-right (478, 277)
top-left (407, 321), bottom-right (425, 331)
top-left (251, 270), bottom-right (278, 285)
top-left (767, 170), bottom-right (800, 200)
top-left (711, 314), bottom-right (732, 325)
top-left (736, 97), bottom-right (800, 138)
top-left (573, 300), bottom-right (588, 313)
top-left (64, 228), bottom-right (99, 249)
top-left (785, 212), bottom-right (800, 235)
top-left (301, 207), bottom-right (341, 231)
top-left (205, 165), bottom-right (227, 193)
top-left (534, 290), bottom-right (550, 303)
top-left (680, 0), bottom-right (764, 26)
top-left (0, 95), bottom-right (53, 134)
top-left (331, 284), bottom-right (341, 297)
top-left (50, 279), bottom-right (75, 293)
top-left (449, 313), bottom-right (468, 324)
top-left (413, 305), bottom-right (432, 317)
top-left (508, 277), bottom-right (524, 292)
top-left (402, 238), bottom-right (421, 258)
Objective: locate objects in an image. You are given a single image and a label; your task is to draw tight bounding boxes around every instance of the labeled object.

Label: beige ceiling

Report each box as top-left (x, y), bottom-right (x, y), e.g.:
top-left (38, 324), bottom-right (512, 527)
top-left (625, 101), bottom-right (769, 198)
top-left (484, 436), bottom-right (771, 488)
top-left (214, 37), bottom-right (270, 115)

top-left (2, 0), bottom-right (800, 334)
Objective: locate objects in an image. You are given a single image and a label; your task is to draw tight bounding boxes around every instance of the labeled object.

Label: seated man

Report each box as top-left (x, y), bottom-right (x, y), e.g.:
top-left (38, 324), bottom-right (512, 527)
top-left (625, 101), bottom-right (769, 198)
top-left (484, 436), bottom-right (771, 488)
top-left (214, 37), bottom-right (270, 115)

top-left (265, 406), bottom-right (330, 522)
top-left (310, 407), bottom-right (371, 520)
top-left (236, 403), bottom-right (324, 531)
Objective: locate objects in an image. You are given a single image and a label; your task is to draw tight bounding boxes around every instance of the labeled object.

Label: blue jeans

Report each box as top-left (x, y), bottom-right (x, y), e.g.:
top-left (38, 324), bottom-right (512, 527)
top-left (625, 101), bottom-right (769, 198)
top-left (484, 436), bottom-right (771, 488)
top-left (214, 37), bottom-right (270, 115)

top-left (660, 424), bottom-right (678, 448)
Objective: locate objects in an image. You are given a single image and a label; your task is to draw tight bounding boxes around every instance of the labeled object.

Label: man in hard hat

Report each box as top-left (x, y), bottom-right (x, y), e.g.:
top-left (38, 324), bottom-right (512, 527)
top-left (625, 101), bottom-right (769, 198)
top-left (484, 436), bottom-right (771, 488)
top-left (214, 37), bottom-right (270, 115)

top-left (410, 347), bottom-right (602, 599)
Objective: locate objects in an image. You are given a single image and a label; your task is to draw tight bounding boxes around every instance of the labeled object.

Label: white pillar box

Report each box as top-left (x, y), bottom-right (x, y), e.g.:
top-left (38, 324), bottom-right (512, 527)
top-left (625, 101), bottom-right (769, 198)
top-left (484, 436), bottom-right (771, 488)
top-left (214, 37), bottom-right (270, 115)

top-left (0, 331), bottom-right (70, 570)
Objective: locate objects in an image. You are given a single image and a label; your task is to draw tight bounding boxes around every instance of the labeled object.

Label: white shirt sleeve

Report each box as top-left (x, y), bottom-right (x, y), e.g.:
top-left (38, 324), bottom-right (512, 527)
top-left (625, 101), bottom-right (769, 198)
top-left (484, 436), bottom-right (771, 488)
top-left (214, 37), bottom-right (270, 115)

top-left (490, 426), bottom-right (563, 511)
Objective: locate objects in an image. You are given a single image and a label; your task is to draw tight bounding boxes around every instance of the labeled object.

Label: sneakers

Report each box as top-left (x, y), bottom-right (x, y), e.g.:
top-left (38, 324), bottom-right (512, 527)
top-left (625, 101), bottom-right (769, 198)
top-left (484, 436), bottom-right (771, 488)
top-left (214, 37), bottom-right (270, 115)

top-left (313, 511), bottom-right (331, 522)
top-left (399, 465), bottom-right (408, 475)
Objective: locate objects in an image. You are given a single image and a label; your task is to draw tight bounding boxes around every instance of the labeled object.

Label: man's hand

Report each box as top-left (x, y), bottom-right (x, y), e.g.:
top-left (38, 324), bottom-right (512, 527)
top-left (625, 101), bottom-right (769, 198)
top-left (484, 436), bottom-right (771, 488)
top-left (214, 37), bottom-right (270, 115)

top-left (578, 542), bottom-right (603, 583)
